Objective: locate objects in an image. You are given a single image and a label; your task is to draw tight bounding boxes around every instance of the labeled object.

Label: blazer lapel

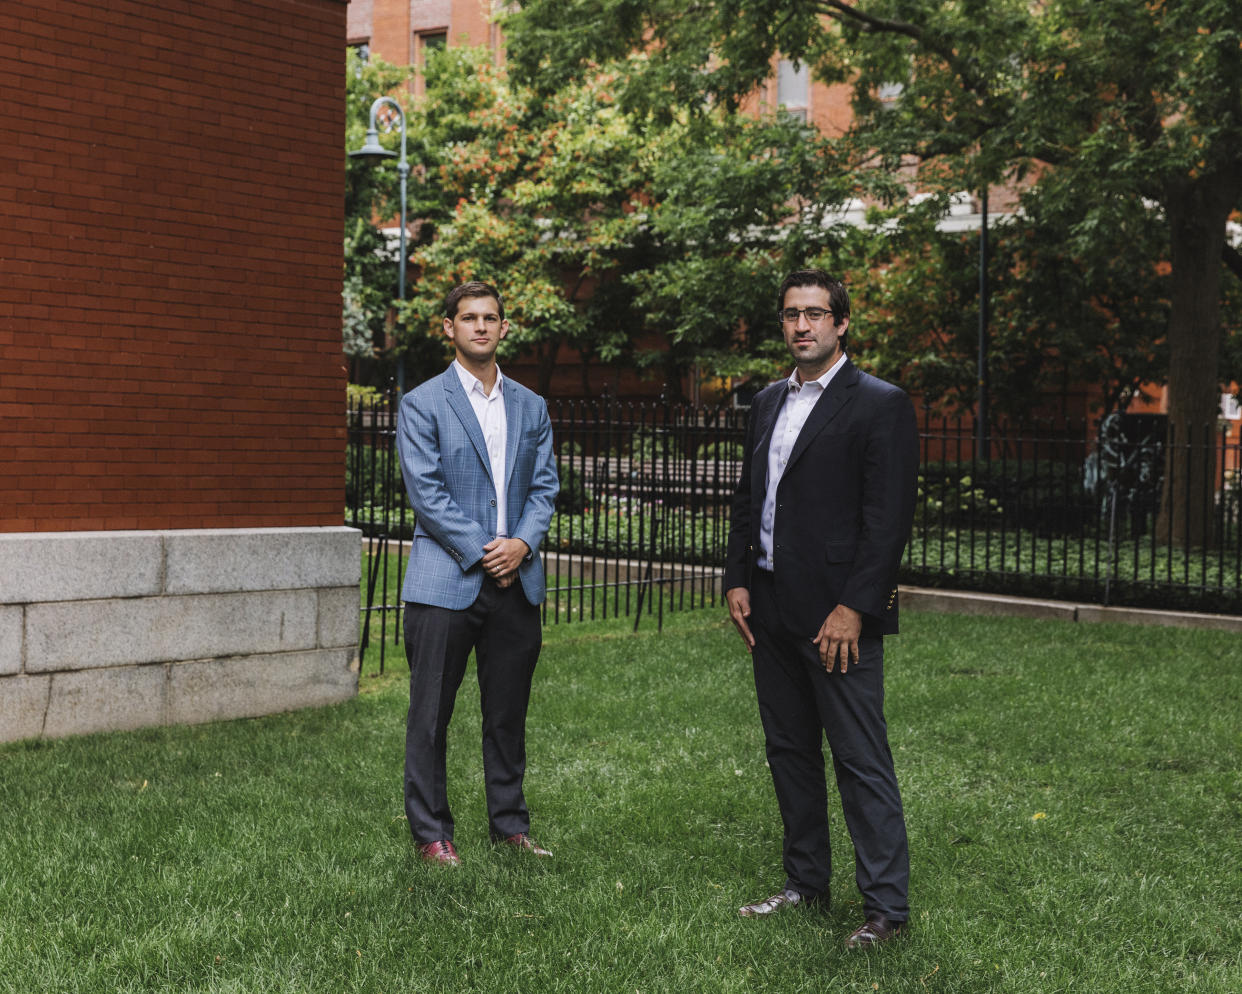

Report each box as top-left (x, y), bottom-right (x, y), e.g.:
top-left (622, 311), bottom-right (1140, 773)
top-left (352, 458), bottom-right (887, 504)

top-left (502, 374), bottom-right (521, 493)
top-left (441, 368), bottom-right (495, 486)
top-left (785, 358), bottom-right (858, 472)
top-left (749, 383), bottom-right (784, 496)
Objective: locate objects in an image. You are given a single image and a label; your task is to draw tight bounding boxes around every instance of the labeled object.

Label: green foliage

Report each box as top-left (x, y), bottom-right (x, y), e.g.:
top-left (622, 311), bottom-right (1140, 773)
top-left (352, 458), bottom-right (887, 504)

top-left (344, 50), bottom-right (409, 364)
top-left (549, 504), bottom-right (727, 566)
top-left (396, 49), bottom-right (641, 390)
top-left (344, 43), bottom-right (867, 395)
top-left (921, 459), bottom-right (1095, 534)
top-left (345, 442), bottom-right (405, 513)
top-left (904, 529), bottom-right (1242, 613)
top-left (555, 464), bottom-right (592, 514)
top-left (627, 427), bottom-right (673, 464)
top-left (346, 383), bottom-right (384, 407)
top-left (834, 196), bottom-right (1173, 418)
top-left (627, 112), bottom-right (856, 386)
top-left (694, 439), bottom-right (744, 462)
top-left (1221, 467), bottom-right (1242, 530)
top-left (504, 0), bottom-right (1242, 425)
top-left (915, 471), bottom-right (1001, 526)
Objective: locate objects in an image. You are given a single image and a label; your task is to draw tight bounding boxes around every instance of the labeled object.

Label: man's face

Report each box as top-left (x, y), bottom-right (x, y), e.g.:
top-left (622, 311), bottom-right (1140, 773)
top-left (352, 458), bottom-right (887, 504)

top-left (443, 294), bottom-right (509, 365)
top-left (780, 284), bottom-right (847, 380)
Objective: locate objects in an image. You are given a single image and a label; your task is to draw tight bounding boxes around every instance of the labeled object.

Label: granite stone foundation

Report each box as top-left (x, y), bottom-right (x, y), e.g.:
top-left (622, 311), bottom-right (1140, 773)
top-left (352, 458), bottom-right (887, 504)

top-left (0, 527), bottom-right (360, 743)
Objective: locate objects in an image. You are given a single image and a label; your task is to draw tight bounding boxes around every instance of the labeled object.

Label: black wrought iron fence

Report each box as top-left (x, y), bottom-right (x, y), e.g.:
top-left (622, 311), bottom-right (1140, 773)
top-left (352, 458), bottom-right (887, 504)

top-left (543, 399), bottom-right (747, 628)
top-left (909, 413), bottom-right (1242, 612)
top-left (348, 390), bottom-right (1242, 670)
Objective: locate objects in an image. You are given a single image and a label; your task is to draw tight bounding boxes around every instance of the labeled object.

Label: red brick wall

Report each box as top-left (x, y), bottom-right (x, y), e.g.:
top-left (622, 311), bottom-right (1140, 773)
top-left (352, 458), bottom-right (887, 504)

top-left (0, 0), bottom-right (348, 532)
top-left (346, 0), bottom-right (374, 44)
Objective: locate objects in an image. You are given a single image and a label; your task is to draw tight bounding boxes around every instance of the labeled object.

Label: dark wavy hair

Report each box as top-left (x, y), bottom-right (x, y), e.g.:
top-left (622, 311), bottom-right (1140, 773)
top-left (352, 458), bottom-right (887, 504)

top-left (777, 269), bottom-right (850, 329)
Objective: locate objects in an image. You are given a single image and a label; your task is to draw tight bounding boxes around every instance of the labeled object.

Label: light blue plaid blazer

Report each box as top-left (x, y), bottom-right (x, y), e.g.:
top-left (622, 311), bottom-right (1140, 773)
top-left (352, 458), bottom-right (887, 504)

top-left (397, 366), bottom-right (559, 610)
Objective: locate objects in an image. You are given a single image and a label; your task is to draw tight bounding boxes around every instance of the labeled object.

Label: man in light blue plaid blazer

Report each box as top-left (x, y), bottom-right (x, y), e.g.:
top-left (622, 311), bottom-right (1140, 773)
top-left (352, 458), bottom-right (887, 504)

top-left (396, 281), bottom-right (559, 867)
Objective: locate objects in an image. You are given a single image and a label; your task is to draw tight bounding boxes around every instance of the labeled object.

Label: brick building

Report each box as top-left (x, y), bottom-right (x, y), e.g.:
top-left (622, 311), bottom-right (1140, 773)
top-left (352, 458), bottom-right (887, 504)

top-left (1, 0), bottom-right (360, 742)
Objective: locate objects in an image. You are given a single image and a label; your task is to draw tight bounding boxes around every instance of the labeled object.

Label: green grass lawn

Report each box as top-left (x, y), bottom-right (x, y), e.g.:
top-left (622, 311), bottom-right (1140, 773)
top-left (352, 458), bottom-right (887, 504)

top-left (2, 609), bottom-right (1240, 993)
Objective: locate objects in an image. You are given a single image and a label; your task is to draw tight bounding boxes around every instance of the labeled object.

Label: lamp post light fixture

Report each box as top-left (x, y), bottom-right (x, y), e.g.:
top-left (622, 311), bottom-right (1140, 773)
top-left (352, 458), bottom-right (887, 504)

top-left (349, 95), bottom-right (409, 393)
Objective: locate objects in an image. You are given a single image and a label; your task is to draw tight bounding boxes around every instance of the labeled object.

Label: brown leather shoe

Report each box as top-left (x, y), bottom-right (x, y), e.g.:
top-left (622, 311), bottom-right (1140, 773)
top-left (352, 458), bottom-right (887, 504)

top-left (738, 887), bottom-right (827, 917)
top-left (500, 833), bottom-right (552, 857)
top-left (416, 840), bottom-right (460, 866)
top-left (845, 914), bottom-right (904, 948)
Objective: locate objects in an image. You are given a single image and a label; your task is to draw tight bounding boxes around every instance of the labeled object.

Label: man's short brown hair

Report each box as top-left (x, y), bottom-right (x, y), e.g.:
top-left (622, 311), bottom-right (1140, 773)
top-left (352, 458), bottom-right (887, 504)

top-left (444, 281), bottom-right (505, 321)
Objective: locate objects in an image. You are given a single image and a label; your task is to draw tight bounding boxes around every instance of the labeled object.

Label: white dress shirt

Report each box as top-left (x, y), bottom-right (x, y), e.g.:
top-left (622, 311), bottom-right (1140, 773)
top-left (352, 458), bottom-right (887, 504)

top-left (453, 359), bottom-right (508, 537)
top-left (757, 355), bottom-right (847, 572)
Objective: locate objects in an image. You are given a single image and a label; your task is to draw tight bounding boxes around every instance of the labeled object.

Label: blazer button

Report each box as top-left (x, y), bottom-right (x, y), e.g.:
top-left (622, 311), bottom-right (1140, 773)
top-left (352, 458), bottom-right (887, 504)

top-left (490, 499), bottom-right (496, 506)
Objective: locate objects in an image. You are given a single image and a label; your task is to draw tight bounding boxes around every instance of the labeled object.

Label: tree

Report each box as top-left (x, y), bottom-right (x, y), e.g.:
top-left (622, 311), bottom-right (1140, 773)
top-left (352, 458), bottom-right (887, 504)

top-left (398, 50), bottom-right (638, 395)
top-left (623, 107), bottom-right (859, 392)
top-left (505, 0), bottom-right (1242, 544)
top-left (397, 47), bottom-right (862, 398)
top-left (844, 186), bottom-right (1174, 422)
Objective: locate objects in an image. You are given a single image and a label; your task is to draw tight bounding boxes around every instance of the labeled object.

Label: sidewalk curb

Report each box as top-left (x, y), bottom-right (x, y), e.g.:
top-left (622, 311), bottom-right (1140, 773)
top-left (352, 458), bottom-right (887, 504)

top-left (901, 585), bottom-right (1242, 634)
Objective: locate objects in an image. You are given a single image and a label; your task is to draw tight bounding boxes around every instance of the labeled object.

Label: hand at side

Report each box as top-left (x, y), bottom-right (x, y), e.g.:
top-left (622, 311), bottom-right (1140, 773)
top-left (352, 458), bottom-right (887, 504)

top-left (813, 604), bottom-right (861, 673)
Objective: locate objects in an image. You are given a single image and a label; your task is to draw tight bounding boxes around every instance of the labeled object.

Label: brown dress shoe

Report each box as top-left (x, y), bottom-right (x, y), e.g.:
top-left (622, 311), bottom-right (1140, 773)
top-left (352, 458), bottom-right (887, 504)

top-left (738, 887), bottom-right (826, 917)
top-left (500, 833), bottom-right (552, 857)
top-left (417, 840), bottom-right (461, 866)
top-left (845, 914), bottom-right (904, 948)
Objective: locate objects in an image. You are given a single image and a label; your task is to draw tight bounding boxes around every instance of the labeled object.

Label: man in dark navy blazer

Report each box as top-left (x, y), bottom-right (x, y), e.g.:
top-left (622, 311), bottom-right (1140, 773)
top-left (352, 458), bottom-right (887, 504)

top-left (396, 281), bottom-right (559, 867)
top-left (724, 269), bottom-right (918, 948)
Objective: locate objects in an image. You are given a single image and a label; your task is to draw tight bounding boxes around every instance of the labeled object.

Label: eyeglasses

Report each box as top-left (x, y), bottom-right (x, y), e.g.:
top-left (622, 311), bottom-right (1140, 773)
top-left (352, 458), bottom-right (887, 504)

top-left (779, 307), bottom-right (833, 325)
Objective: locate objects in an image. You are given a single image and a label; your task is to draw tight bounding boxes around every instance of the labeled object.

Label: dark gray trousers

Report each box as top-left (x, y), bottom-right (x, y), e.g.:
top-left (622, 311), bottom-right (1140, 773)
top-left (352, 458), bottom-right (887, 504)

top-left (403, 580), bottom-right (542, 845)
top-left (749, 569), bottom-right (909, 922)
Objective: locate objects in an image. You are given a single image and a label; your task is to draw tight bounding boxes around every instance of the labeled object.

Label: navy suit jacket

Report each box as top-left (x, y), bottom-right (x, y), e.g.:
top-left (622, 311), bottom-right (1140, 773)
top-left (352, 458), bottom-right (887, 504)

top-left (724, 357), bottom-right (918, 638)
top-left (397, 366), bottom-right (559, 610)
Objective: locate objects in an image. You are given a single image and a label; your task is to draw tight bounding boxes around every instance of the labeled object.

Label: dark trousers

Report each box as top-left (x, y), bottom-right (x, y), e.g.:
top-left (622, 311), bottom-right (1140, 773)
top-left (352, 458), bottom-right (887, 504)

top-left (403, 580), bottom-right (542, 844)
top-left (750, 569), bottom-right (909, 921)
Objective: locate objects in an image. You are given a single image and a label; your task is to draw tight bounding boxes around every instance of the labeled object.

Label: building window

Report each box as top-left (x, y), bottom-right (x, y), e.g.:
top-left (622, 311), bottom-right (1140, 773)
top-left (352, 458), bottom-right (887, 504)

top-left (777, 59), bottom-right (808, 122)
top-left (349, 42), bottom-right (370, 66)
top-left (418, 30), bottom-right (447, 66)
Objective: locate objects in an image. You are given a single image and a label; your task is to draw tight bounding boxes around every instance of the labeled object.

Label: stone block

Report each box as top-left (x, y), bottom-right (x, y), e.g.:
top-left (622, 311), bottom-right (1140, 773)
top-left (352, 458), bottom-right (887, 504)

top-left (0, 606), bottom-right (21, 675)
top-left (1077, 604), bottom-right (1242, 633)
top-left (0, 531), bottom-right (163, 605)
top-left (0, 675), bottom-right (50, 743)
top-left (318, 586), bottom-right (360, 649)
top-left (26, 590), bottom-right (318, 673)
top-left (899, 586), bottom-right (1079, 623)
top-left (42, 665), bottom-right (167, 739)
top-left (168, 648), bottom-right (359, 725)
top-left (164, 527), bottom-right (362, 595)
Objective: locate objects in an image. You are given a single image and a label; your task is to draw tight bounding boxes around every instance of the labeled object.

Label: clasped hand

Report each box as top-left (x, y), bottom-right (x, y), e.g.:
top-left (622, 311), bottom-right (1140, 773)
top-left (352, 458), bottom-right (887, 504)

top-left (482, 537), bottom-right (528, 589)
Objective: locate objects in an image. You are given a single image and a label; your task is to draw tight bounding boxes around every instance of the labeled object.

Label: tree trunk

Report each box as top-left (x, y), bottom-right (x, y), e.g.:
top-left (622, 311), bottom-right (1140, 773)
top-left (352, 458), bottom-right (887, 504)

top-left (1155, 176), bottom-right (1236, 546)
top-left (536, 337), bottom-right (562, 398)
